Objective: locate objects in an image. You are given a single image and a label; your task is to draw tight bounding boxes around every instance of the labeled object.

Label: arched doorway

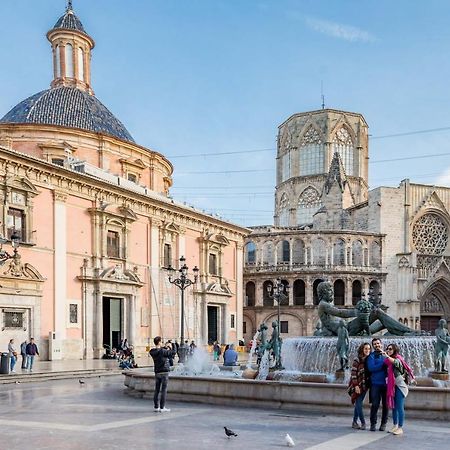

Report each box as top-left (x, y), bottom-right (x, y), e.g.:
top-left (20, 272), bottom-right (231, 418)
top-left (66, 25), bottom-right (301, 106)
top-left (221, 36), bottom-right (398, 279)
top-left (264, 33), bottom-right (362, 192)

top-left (245, 281), bottom-right (255, 306)
top-left (420, 278), bottom-right (450, 332)
top-left (293, 279), bottom-right (305, 305)
top-left (313, 279), bottom-right (324, 305)
top-left (334, 279), bottom-right (345, 306)
top-left (352, 280), bottom-right (362, 306)
top-left (263, 280), bottom-right (274, 306)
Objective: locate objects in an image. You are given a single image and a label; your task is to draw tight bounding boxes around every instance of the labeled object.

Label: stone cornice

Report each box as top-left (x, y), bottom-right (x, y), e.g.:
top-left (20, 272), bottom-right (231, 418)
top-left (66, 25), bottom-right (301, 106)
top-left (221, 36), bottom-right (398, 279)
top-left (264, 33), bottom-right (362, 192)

top-left (0, 146), bottom-right (250, 240)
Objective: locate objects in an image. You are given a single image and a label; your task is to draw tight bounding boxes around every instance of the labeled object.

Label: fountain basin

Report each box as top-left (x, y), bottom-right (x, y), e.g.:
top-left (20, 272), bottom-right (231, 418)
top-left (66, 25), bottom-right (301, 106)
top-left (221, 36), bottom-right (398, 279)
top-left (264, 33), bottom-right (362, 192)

top-left (123, 370), bottom-right (450, 420)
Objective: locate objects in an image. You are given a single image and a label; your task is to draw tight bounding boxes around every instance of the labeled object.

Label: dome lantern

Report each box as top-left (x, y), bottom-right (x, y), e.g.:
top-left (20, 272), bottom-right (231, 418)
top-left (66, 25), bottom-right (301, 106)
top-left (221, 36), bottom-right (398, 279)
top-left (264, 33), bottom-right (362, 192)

top-left (47, 1), bottom-right (95, 94)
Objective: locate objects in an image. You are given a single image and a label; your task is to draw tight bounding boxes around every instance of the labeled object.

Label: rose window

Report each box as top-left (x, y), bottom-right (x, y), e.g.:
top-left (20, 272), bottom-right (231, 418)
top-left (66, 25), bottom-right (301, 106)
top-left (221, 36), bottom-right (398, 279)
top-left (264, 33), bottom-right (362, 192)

top-left (412, 213), bottom-right (448, 255)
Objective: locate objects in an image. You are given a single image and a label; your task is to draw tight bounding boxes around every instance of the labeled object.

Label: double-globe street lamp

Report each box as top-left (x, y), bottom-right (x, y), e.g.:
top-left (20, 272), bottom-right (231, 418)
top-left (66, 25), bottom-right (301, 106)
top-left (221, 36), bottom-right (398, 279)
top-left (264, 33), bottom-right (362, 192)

top-left (167, 256), bottom-right (199, 363)
top-left (266, 278), bottom-right (289, 369)
top-left (0, 231), bottom-right (21, 265)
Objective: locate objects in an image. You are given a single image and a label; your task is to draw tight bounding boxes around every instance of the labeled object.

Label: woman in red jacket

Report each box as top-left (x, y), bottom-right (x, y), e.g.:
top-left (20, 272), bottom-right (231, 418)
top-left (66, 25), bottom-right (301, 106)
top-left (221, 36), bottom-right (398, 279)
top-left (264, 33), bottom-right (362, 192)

top-left (348, 342), bottom-right (371, 429)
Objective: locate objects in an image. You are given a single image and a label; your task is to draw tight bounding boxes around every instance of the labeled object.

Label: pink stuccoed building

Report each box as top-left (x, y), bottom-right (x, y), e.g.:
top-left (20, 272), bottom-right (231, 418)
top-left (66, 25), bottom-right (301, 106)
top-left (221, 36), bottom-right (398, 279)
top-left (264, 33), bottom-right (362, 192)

top-left (0, 4), bottom-right (248, 360)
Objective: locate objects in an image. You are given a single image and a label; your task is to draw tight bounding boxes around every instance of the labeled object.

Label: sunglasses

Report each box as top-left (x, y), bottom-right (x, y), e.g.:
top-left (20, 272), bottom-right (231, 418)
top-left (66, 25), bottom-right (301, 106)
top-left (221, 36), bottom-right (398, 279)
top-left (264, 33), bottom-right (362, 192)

top-left (386, 347), bottom-right (393, 351)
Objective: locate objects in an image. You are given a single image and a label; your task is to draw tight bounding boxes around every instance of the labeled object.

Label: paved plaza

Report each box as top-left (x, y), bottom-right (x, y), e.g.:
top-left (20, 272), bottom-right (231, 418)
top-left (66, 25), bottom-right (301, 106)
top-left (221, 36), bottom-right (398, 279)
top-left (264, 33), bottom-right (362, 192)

top-left (0, 375), bottom-right (448, 450)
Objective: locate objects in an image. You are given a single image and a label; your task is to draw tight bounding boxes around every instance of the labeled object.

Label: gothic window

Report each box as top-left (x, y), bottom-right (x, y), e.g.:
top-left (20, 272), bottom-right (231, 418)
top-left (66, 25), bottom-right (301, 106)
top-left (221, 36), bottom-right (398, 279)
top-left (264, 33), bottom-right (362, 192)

top-left (333, 239), bottom-right (346, 266)
top-left (107, 230), bottom-right (120, 258)
top-left (412, 213), bottom-right (449, 255)
top-left (299, 126), bottom-right (324, 176)
top-left (370, 241), bottom-right (381, 267)
top-left (332, 127), bottom-right (354, 176)
top-left (281, 152), bottom-right (291, 182)
top-left (7, 208), bottom-right (26, 241)
top-left (352, 240), bottom-right (363, 266)
top-left (65, 44), bottom-right (74, 78)
top-left (312, 238), bottom-right (326, 266)
top-left (245, 241), bottom-right (256, 264)
top-left (262, 241), bottom-right (274, 265)
top-left (292, 239), bottom-right (305, 264)
top-left (297, 186), bottom-right (321, 225)
top-left (278, 193), bottom-right (290, 226)
top-left (278, 240), bottom-right (290, 263)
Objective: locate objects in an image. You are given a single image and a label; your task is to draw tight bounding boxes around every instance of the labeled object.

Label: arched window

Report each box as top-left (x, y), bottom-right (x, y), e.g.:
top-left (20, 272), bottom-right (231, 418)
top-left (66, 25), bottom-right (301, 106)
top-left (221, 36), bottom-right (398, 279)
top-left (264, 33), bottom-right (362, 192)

top-left (278, 240), bottom-right (290, 263)
top-left (370, 241), bottom-right (381, 267)
top-left (313, 278), bottom-right (324, 305)
top-left (245, 282), bottom-right (256, 306)
top-left (292, 239), bottom-right (305, 265)
top-left (281, 152), bottom-right (291, 182)
top-left (280, 279), bottom-right (289, 305)
top-left (352, 240), bottom-right (363, 266)
top-left (334, 279), bottom-right (345, 306)
top-left (369, 280), bottom-right (380, 299)
top-left (245, 241), bottom-right (256, 264)
top-left (297, 186), bottom-right (321, 225)
top-left (262, 241), bottom-right (274, 265)
top-left (332, 127), bottom-right (354, 176)
top-left (299, 126), bottom-right (324, 175)
top-left (352, 280), bottom-right (362, 305)
top-left (312, 238), bottom-right (326, 266)
top-left (333, 239), bottom-right (346, 266)
top-left (55, 44), bottom-right (61, 78)
top-left (263, 280), bottom-right (274, 306)
top-left (65, 43), bottom-right (74, 78)
top-left (293, 279), bottom-right (305, 305)
top-left (78, 47), bottom-right (84, 81)
top-left (278, 193), bottom-right (290, 226)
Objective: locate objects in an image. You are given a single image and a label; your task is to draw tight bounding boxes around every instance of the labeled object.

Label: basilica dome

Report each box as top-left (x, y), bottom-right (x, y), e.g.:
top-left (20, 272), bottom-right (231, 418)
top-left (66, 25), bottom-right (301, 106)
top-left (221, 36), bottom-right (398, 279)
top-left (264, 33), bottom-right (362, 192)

top-left (0, 86), bottom-right (135, 143)
top-left (0, 3), bottom-right (135, 144)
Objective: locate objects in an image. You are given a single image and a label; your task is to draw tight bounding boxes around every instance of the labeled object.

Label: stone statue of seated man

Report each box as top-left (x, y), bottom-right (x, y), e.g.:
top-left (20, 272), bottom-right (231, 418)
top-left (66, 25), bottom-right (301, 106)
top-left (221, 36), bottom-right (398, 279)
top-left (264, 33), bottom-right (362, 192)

top-left (316, 281), bottom-right (421, 336)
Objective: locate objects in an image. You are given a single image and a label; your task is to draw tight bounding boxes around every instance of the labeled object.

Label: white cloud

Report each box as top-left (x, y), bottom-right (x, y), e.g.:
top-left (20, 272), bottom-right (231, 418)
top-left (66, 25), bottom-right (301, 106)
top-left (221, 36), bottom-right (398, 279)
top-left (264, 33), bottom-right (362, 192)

top-left (436, 167), bottom-right (450, 186)
top-left (304, 16), bottom-right (376, 43)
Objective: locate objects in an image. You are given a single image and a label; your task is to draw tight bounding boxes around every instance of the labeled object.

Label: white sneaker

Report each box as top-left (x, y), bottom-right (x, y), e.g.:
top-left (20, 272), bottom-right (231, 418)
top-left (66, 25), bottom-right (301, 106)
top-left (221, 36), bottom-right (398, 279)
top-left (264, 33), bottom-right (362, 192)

top-left (160, 407), bottom-right (171, 412)
top-left (153, 407), bottom-right (160, 412)
top-left (389, 425), bottom-right (398, 433)
top-left (392, 428), bottom-right (403, 436)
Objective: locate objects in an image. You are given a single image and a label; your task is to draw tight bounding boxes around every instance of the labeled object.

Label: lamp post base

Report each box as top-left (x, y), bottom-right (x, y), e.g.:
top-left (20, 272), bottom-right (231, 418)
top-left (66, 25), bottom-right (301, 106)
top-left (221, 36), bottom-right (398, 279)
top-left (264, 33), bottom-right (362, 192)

top-left (178, 344), bottom-right (189, 364)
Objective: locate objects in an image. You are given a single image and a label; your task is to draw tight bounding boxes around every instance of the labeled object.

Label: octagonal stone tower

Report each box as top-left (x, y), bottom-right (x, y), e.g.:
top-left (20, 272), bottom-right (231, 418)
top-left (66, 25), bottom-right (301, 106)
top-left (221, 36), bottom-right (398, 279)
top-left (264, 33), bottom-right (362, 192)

top-left (274, 109), bottom-right (369, 227)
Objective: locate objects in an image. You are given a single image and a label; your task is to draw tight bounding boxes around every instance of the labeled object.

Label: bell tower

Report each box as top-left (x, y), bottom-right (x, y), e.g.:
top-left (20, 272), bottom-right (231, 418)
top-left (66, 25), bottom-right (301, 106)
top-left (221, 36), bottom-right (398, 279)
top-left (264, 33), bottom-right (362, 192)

top-left (47, 1), bottom-right (95, 94)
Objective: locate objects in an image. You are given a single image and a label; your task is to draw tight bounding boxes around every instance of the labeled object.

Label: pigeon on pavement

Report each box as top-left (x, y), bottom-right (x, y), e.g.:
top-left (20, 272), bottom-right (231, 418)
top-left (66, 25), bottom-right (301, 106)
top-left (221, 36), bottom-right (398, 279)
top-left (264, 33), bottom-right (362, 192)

top-left (285, 433), bottom-right (295, 447)
top-left (78, 379), bottom-right (85, 385)
top-left (224, 427), bottom-right (238, 438)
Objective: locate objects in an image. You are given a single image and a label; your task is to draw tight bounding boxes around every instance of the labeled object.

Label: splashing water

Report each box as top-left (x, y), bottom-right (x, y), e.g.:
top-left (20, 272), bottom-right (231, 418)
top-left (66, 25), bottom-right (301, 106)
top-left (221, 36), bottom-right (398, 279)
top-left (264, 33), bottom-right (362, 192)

top-left (256, 350), bottom-right (270, 380)
top-left (282, 336), bottom-right (437, 378)
top-left (172, 347), bottom-right (220, 377)
top-left (246, 331), bottom-right (259, 369)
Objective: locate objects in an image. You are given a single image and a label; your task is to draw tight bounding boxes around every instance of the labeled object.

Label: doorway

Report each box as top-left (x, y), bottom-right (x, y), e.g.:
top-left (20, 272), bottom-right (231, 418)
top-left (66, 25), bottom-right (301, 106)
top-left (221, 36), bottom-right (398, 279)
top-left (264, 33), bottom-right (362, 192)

top-left (207, 305), bottom-right (218, 345)
top-left (103, 297), bottom-right (123, 350)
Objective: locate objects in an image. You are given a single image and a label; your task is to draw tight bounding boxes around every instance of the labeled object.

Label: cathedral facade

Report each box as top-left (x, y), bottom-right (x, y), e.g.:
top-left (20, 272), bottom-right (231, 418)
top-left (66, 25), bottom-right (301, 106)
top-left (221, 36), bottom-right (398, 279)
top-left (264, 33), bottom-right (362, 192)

top-left (243, 109), bottom-right (450, 341)
top-left (0, 4), bottom-right (247, 359)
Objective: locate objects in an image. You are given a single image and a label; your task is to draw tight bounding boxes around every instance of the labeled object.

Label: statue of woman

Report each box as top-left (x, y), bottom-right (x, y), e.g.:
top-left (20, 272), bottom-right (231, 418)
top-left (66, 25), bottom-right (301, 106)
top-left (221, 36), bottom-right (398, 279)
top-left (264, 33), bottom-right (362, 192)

top-left (336, 319), bottom-right (349, 370)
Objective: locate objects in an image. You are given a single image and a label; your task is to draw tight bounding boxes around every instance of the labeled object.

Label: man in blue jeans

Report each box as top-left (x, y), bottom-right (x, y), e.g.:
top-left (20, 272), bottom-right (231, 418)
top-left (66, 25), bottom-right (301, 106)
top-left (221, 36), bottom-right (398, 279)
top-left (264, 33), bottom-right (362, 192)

top-left (25, 338), bottom-right (39, 372)
top-left (149, 337), bottom-right (176, 412)
top-left (366, 337), bottom-right (388, 431)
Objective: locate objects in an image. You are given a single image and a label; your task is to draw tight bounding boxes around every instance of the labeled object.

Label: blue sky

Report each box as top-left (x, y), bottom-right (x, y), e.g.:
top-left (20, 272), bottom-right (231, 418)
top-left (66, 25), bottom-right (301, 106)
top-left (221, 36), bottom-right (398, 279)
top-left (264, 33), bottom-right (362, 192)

top-left (1, 1), bottom-right (450, 226)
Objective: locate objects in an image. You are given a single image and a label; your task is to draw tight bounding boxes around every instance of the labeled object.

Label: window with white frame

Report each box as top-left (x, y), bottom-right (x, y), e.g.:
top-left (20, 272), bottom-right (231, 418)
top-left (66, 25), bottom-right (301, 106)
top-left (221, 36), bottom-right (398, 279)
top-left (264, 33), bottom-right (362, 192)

top-left (163, 243), bottom-right (172, 268)
top-left (209, 253), bottom-right (218, 275)
top-left (107, 230), bottom-right (120, 258)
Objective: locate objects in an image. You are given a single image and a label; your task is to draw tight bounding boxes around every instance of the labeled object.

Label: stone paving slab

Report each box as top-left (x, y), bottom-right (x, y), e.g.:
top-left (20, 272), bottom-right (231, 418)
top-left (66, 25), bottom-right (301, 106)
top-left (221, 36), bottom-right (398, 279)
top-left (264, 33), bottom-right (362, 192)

top-left (0, 375), bottom-right (448, 450)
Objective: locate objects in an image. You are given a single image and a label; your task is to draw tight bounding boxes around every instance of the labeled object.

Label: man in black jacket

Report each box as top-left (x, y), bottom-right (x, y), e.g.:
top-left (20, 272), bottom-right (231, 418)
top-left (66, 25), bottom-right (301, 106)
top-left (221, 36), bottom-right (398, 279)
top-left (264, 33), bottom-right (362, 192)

top-left (149, 336), bottom-right (176, 412)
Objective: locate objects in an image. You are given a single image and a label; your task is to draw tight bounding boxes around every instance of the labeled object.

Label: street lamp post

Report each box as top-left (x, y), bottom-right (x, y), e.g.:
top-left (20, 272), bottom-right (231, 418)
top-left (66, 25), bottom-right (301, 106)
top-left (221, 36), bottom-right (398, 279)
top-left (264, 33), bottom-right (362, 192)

top-left (167, 256), bottom-right (199, 363)
top-left (0, 231), bottom-right (21, 265)
top-left (267, 278), bottom-right (289, 369)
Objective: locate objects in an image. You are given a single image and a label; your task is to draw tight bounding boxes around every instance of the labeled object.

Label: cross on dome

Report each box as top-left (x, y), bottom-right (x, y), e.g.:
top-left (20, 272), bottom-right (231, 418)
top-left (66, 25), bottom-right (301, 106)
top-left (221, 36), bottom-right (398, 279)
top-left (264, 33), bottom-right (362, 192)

top-left (66, 0), bottom-right (73, 12)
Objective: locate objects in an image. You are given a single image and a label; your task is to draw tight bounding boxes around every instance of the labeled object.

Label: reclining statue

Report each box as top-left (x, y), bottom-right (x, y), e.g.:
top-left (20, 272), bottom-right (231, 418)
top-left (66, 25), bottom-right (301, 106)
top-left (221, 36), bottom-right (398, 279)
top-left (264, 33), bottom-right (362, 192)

top-left (316, 281), bottom-right (423, 336)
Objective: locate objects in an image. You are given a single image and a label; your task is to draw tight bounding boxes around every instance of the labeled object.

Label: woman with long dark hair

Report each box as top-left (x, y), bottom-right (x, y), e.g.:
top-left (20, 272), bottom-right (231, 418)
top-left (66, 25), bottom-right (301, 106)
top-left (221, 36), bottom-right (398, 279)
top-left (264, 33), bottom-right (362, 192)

top-left (382, 343), bottom-right (415, 435)
top-left (348, 342), bottom-right (371, 429)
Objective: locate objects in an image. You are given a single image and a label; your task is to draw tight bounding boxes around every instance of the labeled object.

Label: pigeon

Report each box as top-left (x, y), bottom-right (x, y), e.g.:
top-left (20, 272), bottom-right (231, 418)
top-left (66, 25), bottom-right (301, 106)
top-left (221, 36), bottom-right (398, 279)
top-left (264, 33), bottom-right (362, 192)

top-left (78, 379), bottom-right (85, 385)
top-left (224, 427), bottom-right (238, 438)
top-left (285, 434), bottom-right (295, 447)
